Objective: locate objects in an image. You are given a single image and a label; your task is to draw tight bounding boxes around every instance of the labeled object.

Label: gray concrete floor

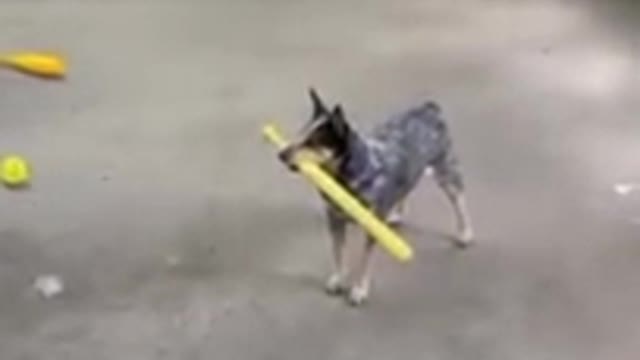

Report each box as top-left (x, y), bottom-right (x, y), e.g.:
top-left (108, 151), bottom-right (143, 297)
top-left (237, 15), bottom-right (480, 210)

top-left (1, 0), bottom-right (640, 359)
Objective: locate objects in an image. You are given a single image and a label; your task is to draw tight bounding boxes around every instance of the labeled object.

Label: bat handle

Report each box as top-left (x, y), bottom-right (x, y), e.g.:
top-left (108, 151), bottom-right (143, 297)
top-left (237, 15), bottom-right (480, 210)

top-left (262, 123), bottom-right (289, 150)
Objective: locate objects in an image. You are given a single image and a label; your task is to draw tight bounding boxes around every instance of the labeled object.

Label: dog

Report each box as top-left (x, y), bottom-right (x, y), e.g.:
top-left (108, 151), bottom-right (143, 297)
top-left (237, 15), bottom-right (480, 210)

top-left (279, 88), bottom-right (474, 306)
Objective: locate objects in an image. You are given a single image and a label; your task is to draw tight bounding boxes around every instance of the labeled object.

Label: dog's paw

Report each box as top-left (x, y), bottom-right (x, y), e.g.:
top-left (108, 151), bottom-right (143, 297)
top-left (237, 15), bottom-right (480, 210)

top-left (454, 228), bottom-right (474, 249)
top-left (346, 285), bottom-right (370, 306)
top-left (324, 274), bottom-right (347, 296)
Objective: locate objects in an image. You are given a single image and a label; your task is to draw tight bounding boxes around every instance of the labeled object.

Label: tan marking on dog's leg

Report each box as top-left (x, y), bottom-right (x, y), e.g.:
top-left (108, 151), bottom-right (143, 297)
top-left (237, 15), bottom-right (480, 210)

top-left (386, 199), bottom-right (406, 225)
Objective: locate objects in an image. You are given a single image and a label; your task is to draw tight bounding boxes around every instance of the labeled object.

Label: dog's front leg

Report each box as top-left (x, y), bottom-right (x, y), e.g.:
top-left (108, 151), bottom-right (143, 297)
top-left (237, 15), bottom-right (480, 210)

top-left (325, 210), bottom-right (348, 296)
top-left (348, 236), bottom-right (375, 306)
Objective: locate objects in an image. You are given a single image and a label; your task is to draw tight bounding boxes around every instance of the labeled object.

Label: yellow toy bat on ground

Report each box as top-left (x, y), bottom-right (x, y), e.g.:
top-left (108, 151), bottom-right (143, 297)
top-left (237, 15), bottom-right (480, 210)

top-left (0, 52), bottom-right (67, 79)
top-left (262, 122), bottom-right (414, 263)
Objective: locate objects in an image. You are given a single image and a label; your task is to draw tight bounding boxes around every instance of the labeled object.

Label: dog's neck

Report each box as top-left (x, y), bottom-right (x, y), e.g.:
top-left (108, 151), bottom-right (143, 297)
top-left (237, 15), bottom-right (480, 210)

top-left (338, 130), bottom-right (382, 192)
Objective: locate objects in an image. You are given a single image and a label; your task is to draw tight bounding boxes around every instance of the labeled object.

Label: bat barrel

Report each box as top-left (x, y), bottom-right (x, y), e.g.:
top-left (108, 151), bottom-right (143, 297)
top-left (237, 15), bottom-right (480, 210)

top-left (0, 52), bottom-right (66, 78)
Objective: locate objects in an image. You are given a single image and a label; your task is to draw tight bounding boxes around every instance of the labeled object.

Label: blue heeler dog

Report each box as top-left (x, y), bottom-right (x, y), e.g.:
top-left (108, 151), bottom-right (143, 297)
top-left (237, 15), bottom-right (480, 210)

top-left (279, 88), bottom-right (474, 306)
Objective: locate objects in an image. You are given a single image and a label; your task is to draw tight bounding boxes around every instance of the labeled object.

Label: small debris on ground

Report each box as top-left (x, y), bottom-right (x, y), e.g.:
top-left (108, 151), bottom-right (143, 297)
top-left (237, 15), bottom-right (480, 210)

top-left (614, 183), bottom-right (639, 196)
top-left (165, 255), bottom-right (182, 267)
top-left (33, 274), bottom-right (64, 299)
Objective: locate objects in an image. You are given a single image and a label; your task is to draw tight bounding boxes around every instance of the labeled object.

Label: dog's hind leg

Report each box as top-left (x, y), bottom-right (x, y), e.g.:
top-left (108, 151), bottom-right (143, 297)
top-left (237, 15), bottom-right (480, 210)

top-left (442, 184), bottom-right (474, 247)
top-left (433, 154), bottom-right (474, 248)
top-left (348, 236), bottom-right (376, 306)
top-left (325, 210), bottom-right (349, 296)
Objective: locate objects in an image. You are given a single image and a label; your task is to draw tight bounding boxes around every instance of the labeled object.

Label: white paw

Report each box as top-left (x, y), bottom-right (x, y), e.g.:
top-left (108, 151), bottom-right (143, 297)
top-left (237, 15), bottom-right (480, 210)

top-left (324, 273), bottom-right (347, 296)
top-left (347, 284), bottom-right (370, 306)
top-left (455, 228), bottom-right (474, 248)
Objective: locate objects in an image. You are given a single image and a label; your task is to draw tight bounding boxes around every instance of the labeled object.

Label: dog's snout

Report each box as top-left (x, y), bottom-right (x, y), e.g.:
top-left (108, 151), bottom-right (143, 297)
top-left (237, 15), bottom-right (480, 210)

top-left (278, 146), bottom-right (299, 172)
top-left (278, 146), bottom-right (293, 163)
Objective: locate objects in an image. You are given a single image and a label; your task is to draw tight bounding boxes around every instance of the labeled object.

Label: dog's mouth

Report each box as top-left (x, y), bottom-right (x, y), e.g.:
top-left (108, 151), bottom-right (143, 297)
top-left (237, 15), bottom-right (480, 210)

top-left (278, 146), bottom-right (335, 172)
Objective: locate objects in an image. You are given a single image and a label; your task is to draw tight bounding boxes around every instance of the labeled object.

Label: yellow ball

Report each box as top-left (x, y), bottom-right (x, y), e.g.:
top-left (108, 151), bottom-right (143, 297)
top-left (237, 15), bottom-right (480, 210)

top-left (1, 155), bottom-right (31, 188)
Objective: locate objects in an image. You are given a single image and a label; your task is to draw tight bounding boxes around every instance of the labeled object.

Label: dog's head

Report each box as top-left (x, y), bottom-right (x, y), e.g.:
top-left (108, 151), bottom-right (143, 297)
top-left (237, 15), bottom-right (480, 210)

top-left (279, 88), bottom-right (352, 173)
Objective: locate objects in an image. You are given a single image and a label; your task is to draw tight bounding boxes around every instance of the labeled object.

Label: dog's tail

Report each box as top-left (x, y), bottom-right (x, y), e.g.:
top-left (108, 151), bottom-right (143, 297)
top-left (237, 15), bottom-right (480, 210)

top-left (417, 100), bottom-right (447, 132)
top-left (408, 100), bottom-right (441, 119)
top-left (422, 101), bottom-right (441, 114)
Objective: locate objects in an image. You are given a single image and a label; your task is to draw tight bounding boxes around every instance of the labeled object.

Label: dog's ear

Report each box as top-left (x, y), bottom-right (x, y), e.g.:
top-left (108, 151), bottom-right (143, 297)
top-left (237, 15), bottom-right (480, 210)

top-left (329, 104), bottom-right (350, 139)
top-left (309, 87), bottom-right (327, 120)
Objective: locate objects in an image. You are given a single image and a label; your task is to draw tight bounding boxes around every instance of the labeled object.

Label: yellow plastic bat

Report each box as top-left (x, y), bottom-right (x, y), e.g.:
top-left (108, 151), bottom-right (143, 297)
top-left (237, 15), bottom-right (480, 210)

top-left (262, 122), bottom-right (414, 263)
top-left (0, 52), bottom-right (67, 79)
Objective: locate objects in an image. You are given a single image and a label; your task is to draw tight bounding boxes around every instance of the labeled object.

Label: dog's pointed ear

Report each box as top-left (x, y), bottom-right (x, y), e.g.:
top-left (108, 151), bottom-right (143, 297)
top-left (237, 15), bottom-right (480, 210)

top-left (309, 87), bottom-right (327, 119)
top-left (330, 104), bottom-right (349, 138)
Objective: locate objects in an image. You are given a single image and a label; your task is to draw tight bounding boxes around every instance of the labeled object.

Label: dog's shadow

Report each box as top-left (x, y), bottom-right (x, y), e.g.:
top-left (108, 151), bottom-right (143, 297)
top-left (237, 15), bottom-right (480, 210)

top-left (392, 222), bottom-right (468, 252)
top-left (168, 196), bottom-right (472, 296)
top-left (264, 223), bottom-right (473, 298)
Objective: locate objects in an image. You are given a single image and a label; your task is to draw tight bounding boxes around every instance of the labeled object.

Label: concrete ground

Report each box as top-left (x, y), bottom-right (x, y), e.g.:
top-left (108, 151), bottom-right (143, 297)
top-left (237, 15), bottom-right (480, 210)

top-left (1, 0), bottom-right (639, 359)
